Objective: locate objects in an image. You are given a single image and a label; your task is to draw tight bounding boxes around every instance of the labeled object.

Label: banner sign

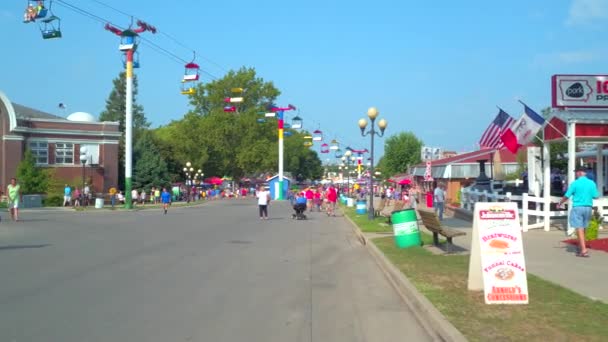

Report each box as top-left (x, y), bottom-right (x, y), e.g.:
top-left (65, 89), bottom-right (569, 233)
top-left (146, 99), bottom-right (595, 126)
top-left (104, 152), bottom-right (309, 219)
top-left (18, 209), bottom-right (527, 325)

top-left (552, 74), bottom-right (608, 108)
top-left (467, 202), bottom-right (529, 304)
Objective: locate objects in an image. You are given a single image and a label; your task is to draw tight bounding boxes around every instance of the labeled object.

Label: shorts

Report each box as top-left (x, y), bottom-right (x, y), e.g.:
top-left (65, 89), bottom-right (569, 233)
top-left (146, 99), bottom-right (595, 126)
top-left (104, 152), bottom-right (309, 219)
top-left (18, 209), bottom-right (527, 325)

top-left (8, 200), bottom-right (19, 209)
top-left (64, 196), bottom-right (71, 202)
top-left (570, 206), bottom-right (592, 229)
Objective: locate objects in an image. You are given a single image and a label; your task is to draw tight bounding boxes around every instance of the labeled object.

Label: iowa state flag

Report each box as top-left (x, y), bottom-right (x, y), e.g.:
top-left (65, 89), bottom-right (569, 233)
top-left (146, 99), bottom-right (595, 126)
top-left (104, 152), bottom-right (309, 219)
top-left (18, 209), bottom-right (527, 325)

top-left (500, 105), bottom-right (545, 153)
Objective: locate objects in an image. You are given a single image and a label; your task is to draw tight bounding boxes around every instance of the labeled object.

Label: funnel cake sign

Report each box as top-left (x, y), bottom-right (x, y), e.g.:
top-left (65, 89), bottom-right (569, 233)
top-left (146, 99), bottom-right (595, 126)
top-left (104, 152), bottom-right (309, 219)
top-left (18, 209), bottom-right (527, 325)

top-left (468, 203), bottom-right (529, 304)
top-left (552, 75), bottom-right (608, 108)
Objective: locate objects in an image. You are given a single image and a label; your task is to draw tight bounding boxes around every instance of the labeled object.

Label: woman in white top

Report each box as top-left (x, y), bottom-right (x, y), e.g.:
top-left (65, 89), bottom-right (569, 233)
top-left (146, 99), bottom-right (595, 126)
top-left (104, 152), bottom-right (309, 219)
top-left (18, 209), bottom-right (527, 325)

top-left (256, 186), bottom-right (271, 220)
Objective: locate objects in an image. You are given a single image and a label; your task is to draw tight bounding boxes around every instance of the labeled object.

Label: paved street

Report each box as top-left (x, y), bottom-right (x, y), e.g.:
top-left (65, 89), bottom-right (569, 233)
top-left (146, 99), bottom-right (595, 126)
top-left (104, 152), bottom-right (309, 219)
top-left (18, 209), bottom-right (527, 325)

top-left (0, 200), bottom-right (430, 342)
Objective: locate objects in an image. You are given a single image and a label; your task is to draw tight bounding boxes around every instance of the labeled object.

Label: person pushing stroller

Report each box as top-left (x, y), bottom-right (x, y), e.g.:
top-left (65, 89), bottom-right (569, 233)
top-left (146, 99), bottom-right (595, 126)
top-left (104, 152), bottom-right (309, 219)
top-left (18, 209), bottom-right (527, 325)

top-left (292, 192), bottom-right (308, 220)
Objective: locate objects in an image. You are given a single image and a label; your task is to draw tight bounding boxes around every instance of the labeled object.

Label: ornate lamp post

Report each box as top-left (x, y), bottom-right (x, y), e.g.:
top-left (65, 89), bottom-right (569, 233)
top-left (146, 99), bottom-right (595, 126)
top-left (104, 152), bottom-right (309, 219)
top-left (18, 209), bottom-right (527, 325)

top-left (79, 146), bottom-right (88, 199)
top-left (359, 107), bottom-right (388, 220)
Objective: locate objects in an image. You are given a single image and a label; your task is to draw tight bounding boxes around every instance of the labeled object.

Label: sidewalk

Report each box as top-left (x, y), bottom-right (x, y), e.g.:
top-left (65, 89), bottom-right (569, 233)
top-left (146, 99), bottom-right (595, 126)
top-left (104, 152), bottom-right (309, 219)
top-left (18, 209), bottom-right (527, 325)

top-left (433, 216), bottom-right (608, 303)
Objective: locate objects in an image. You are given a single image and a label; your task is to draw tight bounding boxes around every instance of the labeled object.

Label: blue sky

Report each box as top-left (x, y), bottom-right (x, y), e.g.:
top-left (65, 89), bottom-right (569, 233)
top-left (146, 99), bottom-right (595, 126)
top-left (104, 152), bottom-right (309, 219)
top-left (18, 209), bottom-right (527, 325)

top-left (1, 0), bottom-right (608, 161)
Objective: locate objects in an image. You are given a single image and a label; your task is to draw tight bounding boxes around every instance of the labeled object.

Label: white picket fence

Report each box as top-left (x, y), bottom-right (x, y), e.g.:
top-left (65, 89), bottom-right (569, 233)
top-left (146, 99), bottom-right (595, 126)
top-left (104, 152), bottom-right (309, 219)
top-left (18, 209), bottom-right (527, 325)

top-left (460, 187), bottom-right (608, 232)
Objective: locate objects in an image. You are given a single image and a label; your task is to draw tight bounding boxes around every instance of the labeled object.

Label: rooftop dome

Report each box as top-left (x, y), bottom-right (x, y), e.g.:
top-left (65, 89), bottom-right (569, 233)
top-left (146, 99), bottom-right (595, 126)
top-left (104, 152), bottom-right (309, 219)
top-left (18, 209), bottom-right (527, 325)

top-left (67, 112), bottom-right (96, 122)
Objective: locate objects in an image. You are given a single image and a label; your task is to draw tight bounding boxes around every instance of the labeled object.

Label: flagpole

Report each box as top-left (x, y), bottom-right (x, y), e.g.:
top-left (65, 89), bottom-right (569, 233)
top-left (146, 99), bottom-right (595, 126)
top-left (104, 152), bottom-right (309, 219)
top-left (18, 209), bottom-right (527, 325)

top-left (518, 100), bottom-right (568, 140)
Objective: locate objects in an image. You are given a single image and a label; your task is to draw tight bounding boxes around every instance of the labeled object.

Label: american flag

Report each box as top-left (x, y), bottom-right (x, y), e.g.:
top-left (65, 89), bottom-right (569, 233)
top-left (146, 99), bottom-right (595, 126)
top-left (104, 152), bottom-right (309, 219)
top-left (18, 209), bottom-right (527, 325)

top-left (479, 109), bottom-right (515, 149)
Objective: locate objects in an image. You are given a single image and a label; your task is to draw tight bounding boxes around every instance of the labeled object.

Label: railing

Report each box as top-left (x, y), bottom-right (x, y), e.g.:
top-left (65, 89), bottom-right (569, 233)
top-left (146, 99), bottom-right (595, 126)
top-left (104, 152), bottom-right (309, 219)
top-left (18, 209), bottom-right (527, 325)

top-left (460, 187), bottom-right (568, 232)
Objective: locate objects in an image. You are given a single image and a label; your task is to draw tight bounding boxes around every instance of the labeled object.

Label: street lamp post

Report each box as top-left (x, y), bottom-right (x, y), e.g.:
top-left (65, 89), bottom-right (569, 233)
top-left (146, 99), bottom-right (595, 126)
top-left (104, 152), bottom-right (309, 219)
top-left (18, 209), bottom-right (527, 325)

top-left (359, 107), bottom-right (388, 220)
top-left (79, 146), bottom-right (88, 204)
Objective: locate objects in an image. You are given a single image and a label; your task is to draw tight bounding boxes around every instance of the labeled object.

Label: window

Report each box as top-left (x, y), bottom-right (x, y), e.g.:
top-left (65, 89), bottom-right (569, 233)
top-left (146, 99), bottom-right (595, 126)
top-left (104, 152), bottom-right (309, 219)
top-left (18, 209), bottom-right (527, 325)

top-left (29, 141), bottom-right (48, 165)
top-left (55, 143), bottom-right (74, 164)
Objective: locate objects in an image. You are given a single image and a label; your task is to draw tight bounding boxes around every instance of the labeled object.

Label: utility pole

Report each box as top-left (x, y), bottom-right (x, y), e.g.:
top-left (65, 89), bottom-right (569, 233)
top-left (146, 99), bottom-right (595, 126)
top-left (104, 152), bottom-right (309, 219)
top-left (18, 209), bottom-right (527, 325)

top-left (105, 20), bottom-right (156, 209)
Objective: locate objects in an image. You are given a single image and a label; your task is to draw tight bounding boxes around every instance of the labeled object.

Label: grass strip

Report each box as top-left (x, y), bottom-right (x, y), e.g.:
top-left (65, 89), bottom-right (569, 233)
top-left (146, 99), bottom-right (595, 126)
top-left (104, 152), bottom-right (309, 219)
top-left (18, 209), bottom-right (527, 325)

top-left (344, 208), bottom-right (608, 341)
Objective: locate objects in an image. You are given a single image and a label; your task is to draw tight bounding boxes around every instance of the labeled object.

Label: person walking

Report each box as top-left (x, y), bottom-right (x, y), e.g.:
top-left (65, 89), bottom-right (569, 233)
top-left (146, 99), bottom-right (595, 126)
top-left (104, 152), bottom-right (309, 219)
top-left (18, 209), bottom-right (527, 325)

top-left (161, 187), bottom-right (171, 215)
top-left (559, 167), bottom-right (599, 258)
top-left (434, 183), bottom-right (446, 221)
top-left (7, 178), bottom-right (22, 222)
top-left (131, 188), bottom-right (138, 207)
top-left (73, 187), bottom-right (81, 207)
top-left (82, 183), bottom-right (90, 206)
top-left (326, 184), bottom-right (337, 217)
top-left (63, 184), bottom-right (72, 207)
top-left (256, 185), bottom-right (271, 220)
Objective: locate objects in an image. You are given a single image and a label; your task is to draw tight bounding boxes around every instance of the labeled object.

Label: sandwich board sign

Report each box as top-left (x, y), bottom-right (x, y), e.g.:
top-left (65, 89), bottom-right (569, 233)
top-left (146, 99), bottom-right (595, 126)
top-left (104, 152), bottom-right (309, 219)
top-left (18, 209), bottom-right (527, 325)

top-left (467, 202), bottom-right (529, 304)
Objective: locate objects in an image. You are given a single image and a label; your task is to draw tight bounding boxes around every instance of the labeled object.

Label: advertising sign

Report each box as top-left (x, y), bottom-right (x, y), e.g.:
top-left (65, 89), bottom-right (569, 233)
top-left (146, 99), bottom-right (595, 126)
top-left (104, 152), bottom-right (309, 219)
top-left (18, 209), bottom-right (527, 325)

top-left (467, 202), bottom-right (529, 304)
top-left (552, 74), bottom-right (608, 108)
top-left (421, 146), bottom-right (442, 161)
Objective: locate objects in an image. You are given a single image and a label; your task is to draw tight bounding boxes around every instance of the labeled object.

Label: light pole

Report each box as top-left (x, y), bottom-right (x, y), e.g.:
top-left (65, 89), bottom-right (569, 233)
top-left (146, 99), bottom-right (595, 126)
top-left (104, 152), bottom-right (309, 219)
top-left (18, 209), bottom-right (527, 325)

top-left (359, 107), bottom-right (388, 220)
top-left (79, 146), bottom-right (88, 200)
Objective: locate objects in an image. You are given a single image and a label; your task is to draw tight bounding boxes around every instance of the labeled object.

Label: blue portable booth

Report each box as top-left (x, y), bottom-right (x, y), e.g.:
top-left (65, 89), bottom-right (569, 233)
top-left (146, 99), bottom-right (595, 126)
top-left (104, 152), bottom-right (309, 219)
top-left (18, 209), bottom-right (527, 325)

top-left (267, 175), bottom-right (292, 200)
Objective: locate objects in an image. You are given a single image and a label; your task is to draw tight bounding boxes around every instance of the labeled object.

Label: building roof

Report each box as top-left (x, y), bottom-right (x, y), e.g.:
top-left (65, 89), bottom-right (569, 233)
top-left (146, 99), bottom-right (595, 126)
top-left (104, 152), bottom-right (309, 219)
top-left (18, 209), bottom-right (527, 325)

top-left (414, 148), bottom-right (519, 167)
top-left (12, 103), bottom-right (66, 121)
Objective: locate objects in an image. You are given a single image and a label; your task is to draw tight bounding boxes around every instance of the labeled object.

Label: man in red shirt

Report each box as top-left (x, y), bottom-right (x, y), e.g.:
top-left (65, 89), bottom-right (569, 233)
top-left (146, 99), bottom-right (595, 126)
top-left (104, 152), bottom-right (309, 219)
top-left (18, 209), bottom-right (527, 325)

top-left (326, 184), bottom-right (337, 216)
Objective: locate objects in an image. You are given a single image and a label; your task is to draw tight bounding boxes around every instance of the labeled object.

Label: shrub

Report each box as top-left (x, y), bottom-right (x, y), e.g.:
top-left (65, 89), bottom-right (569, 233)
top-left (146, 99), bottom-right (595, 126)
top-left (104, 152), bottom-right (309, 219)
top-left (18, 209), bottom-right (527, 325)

top-left (586, 209), bottom-right (603, 241)
top-left (43, 195), bottom-right (63, 207)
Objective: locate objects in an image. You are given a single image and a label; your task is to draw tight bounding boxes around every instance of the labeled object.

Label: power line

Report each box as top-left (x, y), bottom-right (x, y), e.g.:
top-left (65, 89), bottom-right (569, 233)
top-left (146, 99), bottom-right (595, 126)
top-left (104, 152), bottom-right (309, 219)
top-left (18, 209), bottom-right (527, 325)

top-left (53, 0), bottom-right (219, 80)
top-left (85, 0), bottom-right (133, 19)
top-left (82, 0), bottom-right (229, 73)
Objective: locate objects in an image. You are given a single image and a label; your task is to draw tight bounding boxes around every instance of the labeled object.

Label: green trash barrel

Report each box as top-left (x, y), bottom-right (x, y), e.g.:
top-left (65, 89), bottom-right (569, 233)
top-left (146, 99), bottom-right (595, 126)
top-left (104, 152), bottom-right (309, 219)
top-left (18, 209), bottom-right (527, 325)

top-left (391, 209), bottom-right (421, 249)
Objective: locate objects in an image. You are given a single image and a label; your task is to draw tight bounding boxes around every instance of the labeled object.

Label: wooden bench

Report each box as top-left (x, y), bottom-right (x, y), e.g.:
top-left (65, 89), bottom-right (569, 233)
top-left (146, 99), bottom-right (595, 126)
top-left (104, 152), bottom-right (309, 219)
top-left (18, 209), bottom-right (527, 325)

top-left (380, 200), bottom-right (406, 223)
top-left (374, 198), bottom-right (387, 217)
top-left (379, 201), bottom-right (395, 218)
top-left (417, 209), bottom-right (466, 253)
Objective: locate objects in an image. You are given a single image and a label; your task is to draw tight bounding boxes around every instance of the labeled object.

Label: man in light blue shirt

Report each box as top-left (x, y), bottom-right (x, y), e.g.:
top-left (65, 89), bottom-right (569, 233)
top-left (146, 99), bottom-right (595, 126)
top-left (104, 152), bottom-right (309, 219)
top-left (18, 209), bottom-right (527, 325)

top-left (559, 167), bottom-right (599, 258)
top-left (63, 184), bottom-right (72, 207)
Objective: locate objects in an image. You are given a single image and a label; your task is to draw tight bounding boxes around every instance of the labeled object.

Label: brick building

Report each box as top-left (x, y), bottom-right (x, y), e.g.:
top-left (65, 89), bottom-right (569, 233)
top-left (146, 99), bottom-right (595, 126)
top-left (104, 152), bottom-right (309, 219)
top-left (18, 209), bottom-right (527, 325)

top-left (0, 90), bottom-right (120, 194)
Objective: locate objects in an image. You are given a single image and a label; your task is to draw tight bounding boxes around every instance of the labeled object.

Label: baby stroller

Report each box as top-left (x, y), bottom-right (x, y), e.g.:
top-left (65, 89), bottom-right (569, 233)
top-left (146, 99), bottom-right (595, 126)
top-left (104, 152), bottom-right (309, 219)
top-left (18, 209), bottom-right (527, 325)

top-left (292, 203), bottom-right (307, 220)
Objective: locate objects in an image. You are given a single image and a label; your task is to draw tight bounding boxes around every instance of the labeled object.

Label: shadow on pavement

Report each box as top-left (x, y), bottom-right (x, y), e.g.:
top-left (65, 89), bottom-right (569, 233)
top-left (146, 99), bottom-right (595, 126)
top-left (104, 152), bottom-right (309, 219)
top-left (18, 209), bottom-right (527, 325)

top-left (0, 244), bottom-right (51, 251)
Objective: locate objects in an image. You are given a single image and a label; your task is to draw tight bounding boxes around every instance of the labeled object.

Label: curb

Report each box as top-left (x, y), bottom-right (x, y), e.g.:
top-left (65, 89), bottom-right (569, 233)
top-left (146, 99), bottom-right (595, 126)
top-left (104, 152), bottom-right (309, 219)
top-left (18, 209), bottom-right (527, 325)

top-left (342, 211), bottom-right (468, 342)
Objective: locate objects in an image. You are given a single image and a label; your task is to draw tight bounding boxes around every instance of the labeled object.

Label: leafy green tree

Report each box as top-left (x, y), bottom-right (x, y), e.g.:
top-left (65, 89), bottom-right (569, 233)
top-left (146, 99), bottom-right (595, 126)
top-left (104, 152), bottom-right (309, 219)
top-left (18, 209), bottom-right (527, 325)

top-left (99, 72), bottom-right (150, 188)
top-left (16, 149), bottom-right (50, 194)
top-left (382, 132), bottom-right (423, 176)
top-left (189, 67), bottom-right (280, 115)
top-left (133, 132), bottom-right (171, 190)
top-left (155, 67), bottom-right (297, 180)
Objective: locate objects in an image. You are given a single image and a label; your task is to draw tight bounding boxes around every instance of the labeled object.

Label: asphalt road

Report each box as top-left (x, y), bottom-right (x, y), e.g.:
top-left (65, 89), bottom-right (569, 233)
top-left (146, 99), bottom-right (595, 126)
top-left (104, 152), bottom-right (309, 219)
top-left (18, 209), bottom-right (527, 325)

top-left (0, 200), bottom-right (431, 342)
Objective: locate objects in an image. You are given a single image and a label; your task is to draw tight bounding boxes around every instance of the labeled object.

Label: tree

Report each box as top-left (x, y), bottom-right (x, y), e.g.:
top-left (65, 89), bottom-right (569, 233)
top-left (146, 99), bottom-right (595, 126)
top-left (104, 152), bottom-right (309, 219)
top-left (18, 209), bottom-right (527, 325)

top-left (16, 150), bottom-right (50, 194)
top-left (99, 72), bottom-right (150, 131)
top-left (189, 67), bottom-right (280, 115)
top-left (99, 72), bottom-right (150, 188)
top-left (382, 132), bottom-right (423, 176)
top-left (154, 67), bottom-right (302, 180)
top-left (132, 132), bottom-right (171, 190)
top-left (540, 107), bottom-right (567, 171)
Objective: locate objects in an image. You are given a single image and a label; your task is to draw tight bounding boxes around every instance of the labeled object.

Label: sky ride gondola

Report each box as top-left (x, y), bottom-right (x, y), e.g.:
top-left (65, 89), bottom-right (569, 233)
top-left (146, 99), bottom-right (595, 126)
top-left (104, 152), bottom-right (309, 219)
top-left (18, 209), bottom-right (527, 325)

top-left (330, 139), bottom-right (339, 150)
top-left (320, 143), bottom-right (330, 153)
top-left (312, 129), bottom-right (323, 142)
top-left (183, 62), bottom-right (200, 82)
top-left (39, 14), bottom-right (61, 39)
top-left (334, 148), bottom-right (344, 158)
top-left (24, 0), bottom-right (48, 23)
top-left (304, 141), bottom-right (313, 147)
top-left (291, 115), bottom-right (303, 129)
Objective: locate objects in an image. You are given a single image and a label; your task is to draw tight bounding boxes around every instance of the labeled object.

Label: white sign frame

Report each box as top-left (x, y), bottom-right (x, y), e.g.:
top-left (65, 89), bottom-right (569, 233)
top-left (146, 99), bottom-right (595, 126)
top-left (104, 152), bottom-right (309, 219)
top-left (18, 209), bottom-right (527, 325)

top-left (468, 202), bottom-right (529, 304)
top-left (552, 74), bottom-right (608, 108)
